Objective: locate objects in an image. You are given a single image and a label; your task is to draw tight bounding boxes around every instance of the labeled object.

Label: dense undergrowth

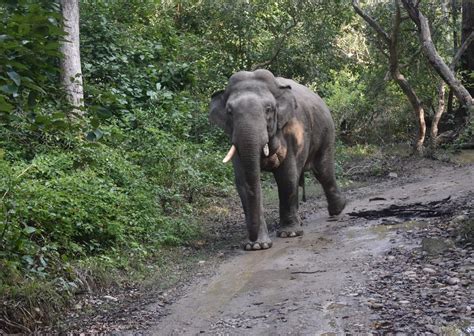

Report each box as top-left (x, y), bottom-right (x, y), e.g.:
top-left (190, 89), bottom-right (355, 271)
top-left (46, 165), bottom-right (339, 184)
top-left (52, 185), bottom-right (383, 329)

top-left (0, 1), bottom-right (234, 331)
top-left (0, 102), bottom-right (233, 332)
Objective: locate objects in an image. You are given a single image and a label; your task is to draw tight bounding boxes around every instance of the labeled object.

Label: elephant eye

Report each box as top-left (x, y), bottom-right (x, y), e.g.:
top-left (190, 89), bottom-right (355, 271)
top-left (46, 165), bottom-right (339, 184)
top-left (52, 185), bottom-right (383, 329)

top-left (265, 105), bottom-right (274, 115)
top-left (226, 106), bottom-right (232, 115)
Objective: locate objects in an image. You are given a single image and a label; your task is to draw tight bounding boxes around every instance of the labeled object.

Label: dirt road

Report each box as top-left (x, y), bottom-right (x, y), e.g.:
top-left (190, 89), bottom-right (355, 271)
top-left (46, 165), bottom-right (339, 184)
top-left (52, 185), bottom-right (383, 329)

top-left (127, 161), bottom-right (473, 335)
top-left (59, 157), bottom-right (472, 335)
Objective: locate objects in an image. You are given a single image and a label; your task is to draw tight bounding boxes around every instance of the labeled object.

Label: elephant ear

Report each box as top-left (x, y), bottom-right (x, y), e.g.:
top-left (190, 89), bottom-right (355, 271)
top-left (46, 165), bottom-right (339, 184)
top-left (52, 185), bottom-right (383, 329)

top-left (209, 90), bottom-right (231, 135)
top-left (275, 84), bottom-right (297, 129)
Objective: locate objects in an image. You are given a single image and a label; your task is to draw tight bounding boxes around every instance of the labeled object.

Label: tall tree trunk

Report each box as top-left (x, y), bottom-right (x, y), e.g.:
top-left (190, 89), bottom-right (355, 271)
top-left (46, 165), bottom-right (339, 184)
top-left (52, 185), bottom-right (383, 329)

top-left (59, 0), bottom-right (84, 113)
top-left (430, 23), bottom-right (474, 147)
top-left (452, 0), bottom-right (459, 51)
top-left (461, 0), bottom-right (474, 97)
top-left (447, 0), bottom-right (458, 116)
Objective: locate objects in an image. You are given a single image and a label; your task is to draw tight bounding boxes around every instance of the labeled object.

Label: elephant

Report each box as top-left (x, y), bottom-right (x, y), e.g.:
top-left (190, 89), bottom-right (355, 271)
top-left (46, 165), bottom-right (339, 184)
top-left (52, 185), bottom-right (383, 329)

top-left (209, 69), bottom-right (346, 251)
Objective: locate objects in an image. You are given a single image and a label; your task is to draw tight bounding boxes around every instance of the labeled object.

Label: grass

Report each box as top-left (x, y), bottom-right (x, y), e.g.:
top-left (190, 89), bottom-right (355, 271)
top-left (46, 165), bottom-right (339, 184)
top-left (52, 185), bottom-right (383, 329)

top-left (1, 279), bottom-right (69, 333)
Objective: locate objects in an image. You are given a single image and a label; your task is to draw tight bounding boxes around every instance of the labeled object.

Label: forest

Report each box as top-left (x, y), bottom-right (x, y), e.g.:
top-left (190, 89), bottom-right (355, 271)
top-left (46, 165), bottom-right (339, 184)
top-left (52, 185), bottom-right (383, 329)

top-left (0, 0), bottom-right (473, 333)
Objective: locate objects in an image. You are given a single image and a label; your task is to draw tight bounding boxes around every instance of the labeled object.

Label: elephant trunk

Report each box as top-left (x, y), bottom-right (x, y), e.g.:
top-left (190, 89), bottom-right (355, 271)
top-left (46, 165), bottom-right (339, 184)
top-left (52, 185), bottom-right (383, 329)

top-left (233, 126), bottom-right (267, 175)
top-left (222, 121), bottom-right (270, 164)
top-left (233, 128), bottom-right (267, 242)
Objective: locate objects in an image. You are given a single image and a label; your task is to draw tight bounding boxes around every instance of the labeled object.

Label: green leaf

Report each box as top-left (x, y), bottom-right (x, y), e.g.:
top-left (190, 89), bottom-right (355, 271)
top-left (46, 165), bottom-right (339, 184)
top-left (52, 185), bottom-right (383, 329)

top-left (23, 226), bottom-right (37, 234)
top-left (22, 255), bottom-right (34, 265)
top-left (0, 96), bottom-right (13, 112)
top-left (96, 107), bottom-right (112, 119)
top-left (91, 117), bottom-right (100, 128)
top-left (94, 129), bottom-right (104, 140)
top-left (18, 23), bottom-right (30, 35)
top-left (0, 84), bottom-right (18, 95)
top-left (27, 91), bottom-right (37, 107)
top-left (7, 70), bottom-right (21, 86)
top-left (51, 112), bottom-right (66, 119)
top-left (86, 129), bottom-right (104, 142)
top-left (22, 80), bottom-right (46, 94)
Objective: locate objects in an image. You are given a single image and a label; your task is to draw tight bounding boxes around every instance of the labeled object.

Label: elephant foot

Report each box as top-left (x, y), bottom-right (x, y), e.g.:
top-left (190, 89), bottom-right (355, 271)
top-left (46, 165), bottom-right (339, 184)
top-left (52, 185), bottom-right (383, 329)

top-left (327, 214), bottom-right (342, 222)
top-left (277, 217), bottom-right (303, 238)
top-left (277, 228), bottom-right (304, 238)
top-left (243, 240), bottom-right (273, 251)
top-left (328, 194), bottom-right (347, 216)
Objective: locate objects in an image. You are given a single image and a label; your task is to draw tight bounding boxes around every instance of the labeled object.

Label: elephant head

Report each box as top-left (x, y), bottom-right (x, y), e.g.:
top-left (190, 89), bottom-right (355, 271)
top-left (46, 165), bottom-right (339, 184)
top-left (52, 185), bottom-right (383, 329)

top-left (209, 69), bottom-right (297, 168)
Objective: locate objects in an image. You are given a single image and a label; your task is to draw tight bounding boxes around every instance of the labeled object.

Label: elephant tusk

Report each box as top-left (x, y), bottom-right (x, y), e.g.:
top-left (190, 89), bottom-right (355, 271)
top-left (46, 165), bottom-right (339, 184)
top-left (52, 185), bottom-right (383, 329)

top-left (222, 145), bottom-right (236, 163)
top-left (263, 143), bottom-right (269, 157)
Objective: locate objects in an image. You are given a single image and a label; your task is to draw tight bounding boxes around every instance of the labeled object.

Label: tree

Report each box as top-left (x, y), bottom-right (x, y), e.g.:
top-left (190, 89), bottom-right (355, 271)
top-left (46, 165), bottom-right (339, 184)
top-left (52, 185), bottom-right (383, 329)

top-left (401, 0), bottom-right (473, 108)
top-left (352, 0), bottom-right (427, 153)
top-left (353, 0), bottom-right (474, 152)
top-left (59, 0), bottom-right (84, 113)
top-left (400, 0), bottom-right (474, 147)
top-left (460, 0), bottom-right (474, 97)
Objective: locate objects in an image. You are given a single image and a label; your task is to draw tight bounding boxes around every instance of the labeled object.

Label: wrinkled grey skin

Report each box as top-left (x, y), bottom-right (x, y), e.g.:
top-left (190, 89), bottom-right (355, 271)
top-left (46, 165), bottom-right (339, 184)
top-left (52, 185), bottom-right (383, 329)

top-left (210, 69), bottom-right (346, 251)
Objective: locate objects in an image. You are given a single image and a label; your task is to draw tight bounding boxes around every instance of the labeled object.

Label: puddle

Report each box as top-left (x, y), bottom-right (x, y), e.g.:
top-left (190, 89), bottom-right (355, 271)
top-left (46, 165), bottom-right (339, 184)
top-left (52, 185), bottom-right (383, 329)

top-left (452, 149), bottom-right (474, 165)
top-left (370, 220), bottom-right (427, 237)
top-left (421, 237), bottom-right (454, 256)
top-left (349, 196), bottom-right (454, 220)
top-left (325, 302), bottom-right (348, 310)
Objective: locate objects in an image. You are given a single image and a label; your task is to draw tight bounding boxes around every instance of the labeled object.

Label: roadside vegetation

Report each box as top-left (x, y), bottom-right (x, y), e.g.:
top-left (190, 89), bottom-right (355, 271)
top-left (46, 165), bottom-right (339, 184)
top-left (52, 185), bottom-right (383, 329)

top-left (0, 0), bottom-right (472, 332)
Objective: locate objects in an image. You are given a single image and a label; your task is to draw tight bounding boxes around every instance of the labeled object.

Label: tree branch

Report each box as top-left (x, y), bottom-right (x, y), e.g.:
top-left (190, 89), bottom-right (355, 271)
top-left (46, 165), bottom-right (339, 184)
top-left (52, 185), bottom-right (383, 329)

top-left (450, 31), bottom-right (474, 70)
top-left (351, 0), bottom-right (391, 46)
top-left (373, 41), bottom-right (390, 59)
top-left (400, 46), bottom-right (422, 68)
top-left (389, 0), bottom-right (426, 152)
top-left (401, 0), bottom-right (473, 107)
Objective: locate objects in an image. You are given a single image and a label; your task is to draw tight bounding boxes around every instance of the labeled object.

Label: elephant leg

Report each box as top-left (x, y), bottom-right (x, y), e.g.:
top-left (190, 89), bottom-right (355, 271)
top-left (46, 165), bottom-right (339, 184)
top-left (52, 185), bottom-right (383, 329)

top-left (299, 172), bottom-right (307, 202)
top-left (274, 161), bottom-right (303, 238)
top-left (312, 148), bottom-right (346, 216)
top-left (233, 157), bottom-right (272, 250)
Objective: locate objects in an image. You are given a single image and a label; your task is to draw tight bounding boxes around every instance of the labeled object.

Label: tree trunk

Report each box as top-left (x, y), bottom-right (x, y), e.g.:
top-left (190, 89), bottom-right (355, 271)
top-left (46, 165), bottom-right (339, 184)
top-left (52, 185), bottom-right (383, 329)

top-left (446, 0), bottom-right (458, 116)
top-left (429, 81), bottom-right (446, 151)
top-left (390, 1), bottom-right (426, 154)
top-left (453, 0), bottom-right (459, 51)
top-left (461, 0), bottom-right (474, 97)
top-left (59, 0), bottom-right (84, 113)
top-left (430, 23), bottom-right (474, 148)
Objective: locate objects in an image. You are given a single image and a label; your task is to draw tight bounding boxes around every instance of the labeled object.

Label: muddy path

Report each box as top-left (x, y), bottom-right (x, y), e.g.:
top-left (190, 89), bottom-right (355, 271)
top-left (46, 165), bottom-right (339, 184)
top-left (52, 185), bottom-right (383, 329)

top-left (57, 157), bottom-right (473, 335)
top-left (112, 160), bottom-right (473, 335)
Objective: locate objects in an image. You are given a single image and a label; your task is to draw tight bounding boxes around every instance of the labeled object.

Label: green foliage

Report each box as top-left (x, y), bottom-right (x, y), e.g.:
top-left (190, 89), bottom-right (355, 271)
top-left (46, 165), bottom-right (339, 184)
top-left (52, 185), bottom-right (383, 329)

top-left (0, 138), bottom-right (231, 282)
top-left (334, 141), bottom-right (379, 180)
top-left (341, 1), bottom-right (467, 147)
top-left (80, 0), bottom-right (196, 120)
top-left (0, 2), bottom-right (66, 126)
top-left (173, 0), bottom-right (353, 88)
top-left (1, 3), bottom-right (235, 314)
top-left (325, 66), bottom-right (414, 144)
top-left (326, 68), bottom-right (370, 129)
